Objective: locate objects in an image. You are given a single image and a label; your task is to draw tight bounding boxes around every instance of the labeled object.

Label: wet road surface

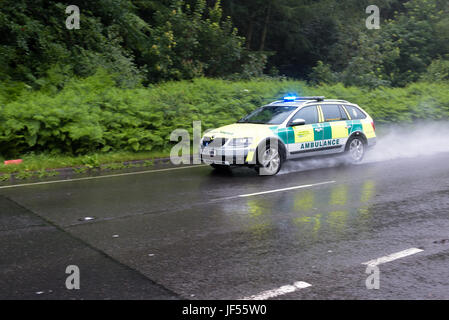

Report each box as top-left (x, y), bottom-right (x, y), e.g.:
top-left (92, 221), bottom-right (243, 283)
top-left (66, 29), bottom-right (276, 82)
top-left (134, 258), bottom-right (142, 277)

top-left (1, 152), bottom-right (449, 299)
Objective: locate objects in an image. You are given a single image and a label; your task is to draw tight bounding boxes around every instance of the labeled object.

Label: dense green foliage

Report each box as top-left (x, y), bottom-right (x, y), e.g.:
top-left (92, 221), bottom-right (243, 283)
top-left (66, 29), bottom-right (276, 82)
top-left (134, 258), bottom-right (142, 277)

top-left (1, 72), bottom-right (448, 158)
top-left (311, 0), bottom-right (449, 88)
top-left (225, 0), bottom-right (449, 87)
top-left (0, 0), bottom-right (264, 88)
top-left (0, 71), bottom-right (294, 157)
top-left (306, 81), bottom-right (449, 122)
top-left (1, 0), bottom-right (448, 88)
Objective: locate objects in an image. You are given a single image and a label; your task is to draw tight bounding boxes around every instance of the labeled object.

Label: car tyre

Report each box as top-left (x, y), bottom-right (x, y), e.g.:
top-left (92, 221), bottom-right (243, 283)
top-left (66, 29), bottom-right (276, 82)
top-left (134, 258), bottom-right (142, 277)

top-left (345, 136), bottom-right (365, 163)
top-left (255, 141), bottom-right (283, 176)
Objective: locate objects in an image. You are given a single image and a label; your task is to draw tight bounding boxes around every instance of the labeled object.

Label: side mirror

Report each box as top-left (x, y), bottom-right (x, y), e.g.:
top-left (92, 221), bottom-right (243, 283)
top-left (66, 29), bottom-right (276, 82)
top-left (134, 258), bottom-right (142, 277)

top-left (290, 118), bottom-right (306, 126)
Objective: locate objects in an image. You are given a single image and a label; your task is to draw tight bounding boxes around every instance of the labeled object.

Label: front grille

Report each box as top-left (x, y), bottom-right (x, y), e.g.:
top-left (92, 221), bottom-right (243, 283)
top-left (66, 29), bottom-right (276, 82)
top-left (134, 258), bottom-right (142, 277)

top-left (203, 137), bottom-right (228, 147)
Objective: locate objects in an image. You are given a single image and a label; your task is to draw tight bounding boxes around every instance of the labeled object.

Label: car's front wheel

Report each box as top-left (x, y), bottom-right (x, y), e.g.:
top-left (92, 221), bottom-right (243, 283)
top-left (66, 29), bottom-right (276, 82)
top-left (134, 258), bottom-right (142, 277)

top-left (346, 136), bottom-right (365, 163)
top-left (255, 143), bottom-right (283, 176)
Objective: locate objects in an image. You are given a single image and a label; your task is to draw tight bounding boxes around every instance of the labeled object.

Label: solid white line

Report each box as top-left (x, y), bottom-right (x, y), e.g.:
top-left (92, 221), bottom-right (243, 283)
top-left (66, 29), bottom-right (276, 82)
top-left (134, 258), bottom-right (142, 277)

top-left (362, 248), bottom-right (424, 267)
top-left (242, 281), bottom-right (312, 300)
top-left (0, 164), bottom-right (207, 189)
top-left (238, 181), bottom-right (335, 198)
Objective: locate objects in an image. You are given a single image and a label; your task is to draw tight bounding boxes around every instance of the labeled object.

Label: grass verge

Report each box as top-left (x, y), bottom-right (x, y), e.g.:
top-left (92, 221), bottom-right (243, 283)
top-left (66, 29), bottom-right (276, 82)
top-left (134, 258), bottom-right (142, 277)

top-left (0, 150), bottom-right (172, 181)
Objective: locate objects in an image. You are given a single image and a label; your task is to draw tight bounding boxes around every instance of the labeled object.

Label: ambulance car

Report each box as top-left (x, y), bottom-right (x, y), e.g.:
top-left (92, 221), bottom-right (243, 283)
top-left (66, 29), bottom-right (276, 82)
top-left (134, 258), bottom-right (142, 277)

top-left (200, 96), bottom-right (376, 175)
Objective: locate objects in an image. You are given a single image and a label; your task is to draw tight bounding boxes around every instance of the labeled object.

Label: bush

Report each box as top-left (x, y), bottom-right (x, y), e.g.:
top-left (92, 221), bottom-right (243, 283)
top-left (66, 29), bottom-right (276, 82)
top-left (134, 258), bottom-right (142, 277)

top-left (421, 59), bottom-right (449, 82)
top-left (0, 71), bottom-right (303, 157)
top-left (1, 71), bottom-right (448, 158)
top-left (305, 82), bottom-right (449, 123)
top-left (308, 61), bottom-right (337, 85)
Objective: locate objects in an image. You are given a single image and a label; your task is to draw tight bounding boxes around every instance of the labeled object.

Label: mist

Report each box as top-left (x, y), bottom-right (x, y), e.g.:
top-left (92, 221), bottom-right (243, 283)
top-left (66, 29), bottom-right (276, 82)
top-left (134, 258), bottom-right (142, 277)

top-left (364, 121), bottom-right (449, 163)
top-left (279, 121), bottom-right (449, 174)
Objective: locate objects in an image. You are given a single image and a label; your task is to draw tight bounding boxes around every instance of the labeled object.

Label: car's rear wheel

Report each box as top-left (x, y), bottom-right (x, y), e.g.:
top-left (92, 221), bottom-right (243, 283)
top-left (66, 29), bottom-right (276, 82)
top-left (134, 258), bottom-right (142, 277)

top-left (346, 136), bottom-right (365, 163)
top-left (255, 143), bottom-right (283, 176)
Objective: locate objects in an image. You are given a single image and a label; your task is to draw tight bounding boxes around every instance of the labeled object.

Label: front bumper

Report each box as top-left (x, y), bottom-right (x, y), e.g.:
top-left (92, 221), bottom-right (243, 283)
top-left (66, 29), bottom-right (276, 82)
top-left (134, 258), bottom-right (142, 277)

top-left (200, 146), bottom-right (255, 166)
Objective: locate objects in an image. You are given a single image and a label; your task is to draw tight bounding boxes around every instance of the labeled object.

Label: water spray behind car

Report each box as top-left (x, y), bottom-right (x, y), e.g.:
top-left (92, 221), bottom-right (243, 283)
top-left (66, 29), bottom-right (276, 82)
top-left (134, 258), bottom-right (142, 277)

top-left (364, 121), bottom-right (449, 163)
top-left (280, 121), bottom-right (449, 174)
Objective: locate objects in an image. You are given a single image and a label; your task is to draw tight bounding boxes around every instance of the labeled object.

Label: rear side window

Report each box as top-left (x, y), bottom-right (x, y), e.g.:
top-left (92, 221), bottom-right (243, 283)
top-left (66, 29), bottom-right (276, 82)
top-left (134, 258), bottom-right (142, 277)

top-left (339, 105), bottom-right (349, 120)
top-left (321, 104), bottom-right (345, 122)
top-left (345, 105), bottom-right (367, 119)
top-left (291, 106), bottom-right (318, 125)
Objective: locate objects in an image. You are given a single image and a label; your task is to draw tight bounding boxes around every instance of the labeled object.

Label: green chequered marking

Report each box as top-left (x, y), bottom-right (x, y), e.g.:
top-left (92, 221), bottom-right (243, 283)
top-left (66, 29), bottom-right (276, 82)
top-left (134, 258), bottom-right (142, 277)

top-left (346, 120), bottom-right (352, 135)
top-left (322, 123), bottom-right (332, 140)
top-left (271, 126), bottom-right (294, 144)
top-left (312, 123), bottom-right (322, 141)
top-left (350, 120), bottom-right (363, 134)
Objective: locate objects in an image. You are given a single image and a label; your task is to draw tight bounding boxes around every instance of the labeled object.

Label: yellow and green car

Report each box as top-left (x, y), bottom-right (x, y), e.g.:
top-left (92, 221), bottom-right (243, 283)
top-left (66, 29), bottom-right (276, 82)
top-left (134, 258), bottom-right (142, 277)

top-left (200, 96), bottom-right (376, 175)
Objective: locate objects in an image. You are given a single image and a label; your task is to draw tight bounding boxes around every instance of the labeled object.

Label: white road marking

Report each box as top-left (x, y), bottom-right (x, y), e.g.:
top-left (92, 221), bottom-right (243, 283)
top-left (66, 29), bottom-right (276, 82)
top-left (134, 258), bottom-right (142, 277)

top-left (238, 181), bottom-right (336, 198)
top-left (362, 248), bottom-right (424, 267)
top-left (242, 281), bottom-right (312, 300)
top-left (0, 164), bottom-right (207, 189)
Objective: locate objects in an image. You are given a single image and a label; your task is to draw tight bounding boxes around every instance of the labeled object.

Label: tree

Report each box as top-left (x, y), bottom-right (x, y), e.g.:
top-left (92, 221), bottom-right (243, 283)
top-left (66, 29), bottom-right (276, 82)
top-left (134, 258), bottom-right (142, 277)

top-left (0, 0), bottom-right (147, 88)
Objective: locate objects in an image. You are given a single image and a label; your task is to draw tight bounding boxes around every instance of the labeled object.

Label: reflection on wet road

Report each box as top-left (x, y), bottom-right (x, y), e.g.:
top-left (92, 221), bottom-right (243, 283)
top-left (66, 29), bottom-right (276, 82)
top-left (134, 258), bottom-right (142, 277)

top-left (1, 152), bottom-right (449, 299)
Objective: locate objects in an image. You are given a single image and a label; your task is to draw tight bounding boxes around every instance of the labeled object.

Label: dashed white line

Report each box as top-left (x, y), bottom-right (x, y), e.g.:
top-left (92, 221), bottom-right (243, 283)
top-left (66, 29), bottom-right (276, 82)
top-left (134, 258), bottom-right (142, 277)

top-left (241, 281), bottom-right (312, 300)
top-left (0, 164), bottom-right (207, 189)
top-left (362, 248), bottom-right (424, 267)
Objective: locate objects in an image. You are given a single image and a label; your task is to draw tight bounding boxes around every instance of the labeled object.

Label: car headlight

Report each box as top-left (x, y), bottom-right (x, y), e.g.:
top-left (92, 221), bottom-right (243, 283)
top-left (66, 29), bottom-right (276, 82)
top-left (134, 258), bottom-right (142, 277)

top-left (230, 138), bottom-right (253, 148)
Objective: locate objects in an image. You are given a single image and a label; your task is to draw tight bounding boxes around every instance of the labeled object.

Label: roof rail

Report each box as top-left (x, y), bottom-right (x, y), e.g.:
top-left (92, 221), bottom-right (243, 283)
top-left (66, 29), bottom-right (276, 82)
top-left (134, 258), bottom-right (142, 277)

top-left (300, 96), bottom-right (325, 101)
top-left (289, 96), bottom-right (325, 102)
top-left (321, 99), bottom-right (349, 103)
top-left (269, 97), bottom-right (350, 105)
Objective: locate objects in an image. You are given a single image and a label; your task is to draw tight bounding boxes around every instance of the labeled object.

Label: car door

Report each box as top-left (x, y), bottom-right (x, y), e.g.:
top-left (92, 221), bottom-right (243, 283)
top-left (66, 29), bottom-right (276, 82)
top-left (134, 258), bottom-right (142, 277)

top-left (317, 104), bottom-right (350, 154)
top-left (287, 105), bottom-right (324, 157)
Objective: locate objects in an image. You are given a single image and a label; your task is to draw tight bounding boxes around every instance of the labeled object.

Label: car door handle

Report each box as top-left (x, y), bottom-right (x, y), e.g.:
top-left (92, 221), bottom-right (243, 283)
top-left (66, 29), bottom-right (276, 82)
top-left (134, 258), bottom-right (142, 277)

top-left (314, 128), bottom-right (323, 132)
top-left (345, 125), bottom-right (352, 129)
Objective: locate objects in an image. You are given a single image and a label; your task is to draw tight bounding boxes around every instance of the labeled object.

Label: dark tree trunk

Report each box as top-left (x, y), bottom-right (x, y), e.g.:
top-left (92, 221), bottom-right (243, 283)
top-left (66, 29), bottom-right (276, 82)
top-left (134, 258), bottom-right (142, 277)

top-left (246, 18), bottom-right (254, 49)
top-left (259, 1), bottom-right (272, 51)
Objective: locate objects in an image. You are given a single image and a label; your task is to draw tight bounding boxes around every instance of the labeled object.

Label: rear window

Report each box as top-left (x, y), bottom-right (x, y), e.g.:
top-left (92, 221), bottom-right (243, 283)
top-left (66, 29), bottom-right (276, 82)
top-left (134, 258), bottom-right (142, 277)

top-left (345, 105), bottom-right (367, 119)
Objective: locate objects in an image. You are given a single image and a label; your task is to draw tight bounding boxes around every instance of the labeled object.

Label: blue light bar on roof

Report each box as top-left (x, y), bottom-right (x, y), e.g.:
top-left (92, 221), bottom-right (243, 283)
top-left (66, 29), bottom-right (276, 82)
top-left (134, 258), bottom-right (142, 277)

top-left (283, 95), bottom-right (298, 101)
top-left (283, 96), bottom-right (325, 102)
